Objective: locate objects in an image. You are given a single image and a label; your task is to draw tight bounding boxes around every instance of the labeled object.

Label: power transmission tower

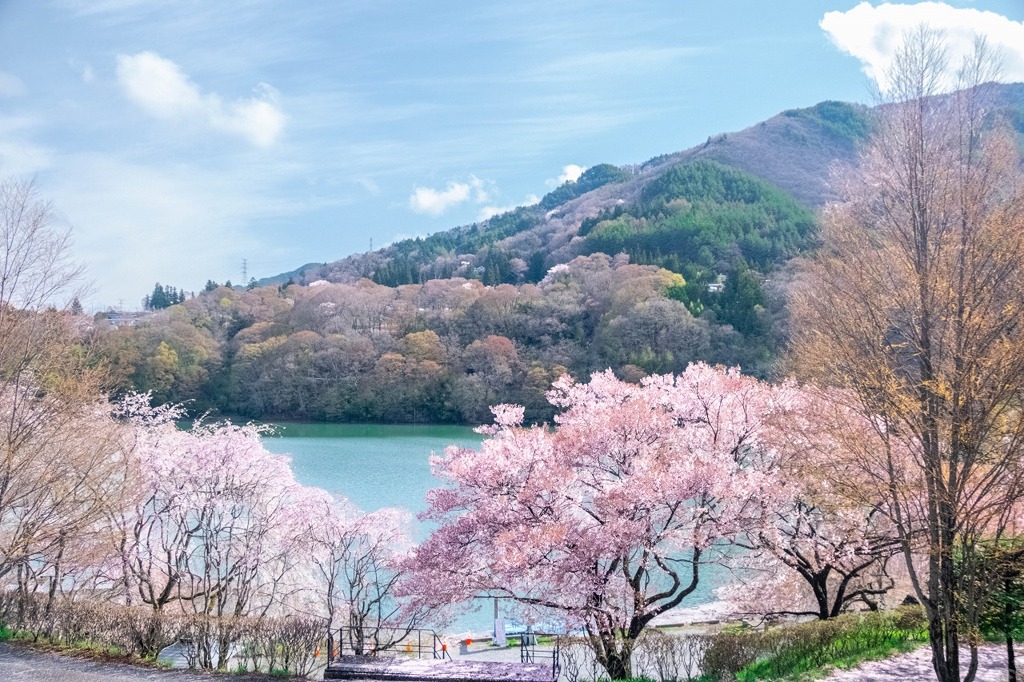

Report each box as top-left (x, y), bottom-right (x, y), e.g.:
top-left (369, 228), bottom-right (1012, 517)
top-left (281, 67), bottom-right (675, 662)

top-left (242, 258), bottom-right (248, 283)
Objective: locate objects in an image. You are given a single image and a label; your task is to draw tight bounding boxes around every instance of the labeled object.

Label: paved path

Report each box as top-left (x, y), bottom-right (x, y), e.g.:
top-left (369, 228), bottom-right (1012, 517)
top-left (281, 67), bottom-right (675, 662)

top-left (324, 656), bottom-right (554, 682)
top-left (0, 642), bottom-right (298, 681)
top-left (821, 643), bottom-right (1019, 681)
top-left (2, 638), bottom-right (1020, 682)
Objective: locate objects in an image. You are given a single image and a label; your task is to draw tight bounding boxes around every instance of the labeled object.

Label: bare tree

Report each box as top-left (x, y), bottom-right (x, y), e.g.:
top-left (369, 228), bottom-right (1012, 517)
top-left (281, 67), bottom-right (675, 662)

top-left (0, 177), bottom-right (87, 373)
top-left (305, 498), bottom-right (427, 656)
top-left (0, 177), bottom-right (122, 612)
top-left (791, 29), bottom-right (1024, 682)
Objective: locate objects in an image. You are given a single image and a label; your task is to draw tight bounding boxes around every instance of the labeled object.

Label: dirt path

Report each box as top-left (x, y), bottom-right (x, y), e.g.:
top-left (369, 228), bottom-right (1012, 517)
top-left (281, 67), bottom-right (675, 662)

top-left (821, 643), bottom-right (1018, 681)
top-left (0, 642), bottom-right (300, 681)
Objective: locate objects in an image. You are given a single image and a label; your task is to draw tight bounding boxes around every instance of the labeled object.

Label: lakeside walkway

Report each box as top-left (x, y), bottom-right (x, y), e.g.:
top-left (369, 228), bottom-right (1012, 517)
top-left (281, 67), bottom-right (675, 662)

top-left (820, 643), bottom-right (1020, 682)
top-left (1, 639), bottom-right (1020, 681)
top-left (0, 642), bottom-right (285, 682)
top-left (324, 656), bottom-right (556, 682)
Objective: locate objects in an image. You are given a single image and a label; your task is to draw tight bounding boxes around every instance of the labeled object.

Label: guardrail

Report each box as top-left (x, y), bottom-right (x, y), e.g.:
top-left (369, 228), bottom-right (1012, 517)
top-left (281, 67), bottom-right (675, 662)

top-left (328, 625), bottom-right (452, 661)
top-left (519, 632), bottom-right (560, 680)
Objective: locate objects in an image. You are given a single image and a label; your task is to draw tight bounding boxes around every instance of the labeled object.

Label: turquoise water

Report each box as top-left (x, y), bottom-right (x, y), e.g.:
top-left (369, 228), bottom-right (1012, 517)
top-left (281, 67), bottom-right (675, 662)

top-left (262, 422), bottom-right (483, 517)
top-left (263, 423), bottom-right (493, 632)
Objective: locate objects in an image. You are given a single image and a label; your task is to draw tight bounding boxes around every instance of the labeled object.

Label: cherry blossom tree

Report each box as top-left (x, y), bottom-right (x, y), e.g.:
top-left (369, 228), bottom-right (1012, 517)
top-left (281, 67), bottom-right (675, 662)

top-left (110, 395), bottom-right (309, 666)
top-left (725, 499), bottom-right (900, 620)
top-left (299, 496), bottom-right (427, 656)
top-left (724, 393), bottom-right (903, 620)
top-left (409, 364), bottom-right (792, 680)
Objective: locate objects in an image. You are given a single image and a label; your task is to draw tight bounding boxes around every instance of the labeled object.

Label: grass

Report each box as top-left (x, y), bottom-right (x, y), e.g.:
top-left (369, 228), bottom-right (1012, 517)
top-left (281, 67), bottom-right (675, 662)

top-left (504, 634), bottom-right (557, 647)
top-left (734, 634), bottom-right (923, 681)
top-left (706, 608), bottom-right (929, 681)
top-left (0, 627), bottom-right (146, 666)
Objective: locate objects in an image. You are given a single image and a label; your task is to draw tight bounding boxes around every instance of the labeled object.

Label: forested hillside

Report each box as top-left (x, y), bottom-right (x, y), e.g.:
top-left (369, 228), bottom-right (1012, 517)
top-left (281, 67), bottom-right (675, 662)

top-left (93, 253), bottom-right (780, 424)
top-left (89, 85), bottom-right (1024, 424)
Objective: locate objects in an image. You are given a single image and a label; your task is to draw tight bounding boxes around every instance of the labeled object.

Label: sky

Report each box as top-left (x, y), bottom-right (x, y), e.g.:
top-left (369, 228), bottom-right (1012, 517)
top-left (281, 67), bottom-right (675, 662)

top-left (1, 1), bottom-right (1024, 310)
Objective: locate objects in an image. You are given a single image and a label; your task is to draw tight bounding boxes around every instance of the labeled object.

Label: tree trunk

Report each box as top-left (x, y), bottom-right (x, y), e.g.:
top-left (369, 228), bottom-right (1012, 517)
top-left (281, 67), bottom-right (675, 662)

top-left (999, 630), bottom-right (1015, 679)
top-left (44, 532), bottom-right (66, 622)
top-left (602, 649), bottom-right (631, 681)
top-left (589, 627), bottom-right (634, 681)
top-left (928, 614), bottom-right (960, 682)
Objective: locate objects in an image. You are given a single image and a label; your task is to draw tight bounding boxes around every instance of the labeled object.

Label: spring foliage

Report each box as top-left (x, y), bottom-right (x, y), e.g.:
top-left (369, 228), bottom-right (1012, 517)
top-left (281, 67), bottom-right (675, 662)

top-left (410, 365), bottom-right (796, 679)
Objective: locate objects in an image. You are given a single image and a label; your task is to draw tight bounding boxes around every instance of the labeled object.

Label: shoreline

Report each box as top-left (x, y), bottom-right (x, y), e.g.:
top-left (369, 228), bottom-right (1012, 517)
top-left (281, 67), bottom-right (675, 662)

top-left (442, 599), bottom-right (736, 642)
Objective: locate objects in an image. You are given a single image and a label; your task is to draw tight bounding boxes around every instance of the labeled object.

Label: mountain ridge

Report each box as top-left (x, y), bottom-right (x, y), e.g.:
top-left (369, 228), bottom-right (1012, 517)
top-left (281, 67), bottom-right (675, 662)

top-left (280, 82), bottom-right (1023, 292)
top-left (284, 98), bottom-right (873, 287)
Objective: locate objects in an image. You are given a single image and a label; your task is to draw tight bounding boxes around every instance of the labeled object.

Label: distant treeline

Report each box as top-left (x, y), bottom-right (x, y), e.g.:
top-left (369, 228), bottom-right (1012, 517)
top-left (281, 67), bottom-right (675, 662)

top-left (90, 255), bottom-right (789, 424)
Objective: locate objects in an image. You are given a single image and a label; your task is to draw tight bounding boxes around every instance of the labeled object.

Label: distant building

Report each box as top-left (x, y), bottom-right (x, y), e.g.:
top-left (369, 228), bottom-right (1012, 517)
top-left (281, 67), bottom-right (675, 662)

top-left (102, 311), bottom-right (154, 328)
top-left (708, 273), bottom-right (727, 293)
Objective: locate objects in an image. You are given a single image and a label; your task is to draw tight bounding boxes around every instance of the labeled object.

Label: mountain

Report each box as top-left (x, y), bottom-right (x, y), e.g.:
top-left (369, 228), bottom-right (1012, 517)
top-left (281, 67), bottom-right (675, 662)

top-left (100, 84), bottom-right (1024, 425)
top-left (280, 83), bottom-right (1024, 292)
top-left (251, 262), bottom-right (324, 289)
top-left (288, 100), bottom-right (870, 289)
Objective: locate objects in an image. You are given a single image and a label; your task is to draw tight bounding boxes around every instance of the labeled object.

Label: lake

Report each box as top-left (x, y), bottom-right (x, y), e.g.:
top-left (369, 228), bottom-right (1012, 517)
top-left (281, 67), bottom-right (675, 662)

top-left (261, 422), bottom-right (725, 633)
top-left (264, 422), bottom-right (497, 633)
top-left (263, 422), bottom-right (482, 519)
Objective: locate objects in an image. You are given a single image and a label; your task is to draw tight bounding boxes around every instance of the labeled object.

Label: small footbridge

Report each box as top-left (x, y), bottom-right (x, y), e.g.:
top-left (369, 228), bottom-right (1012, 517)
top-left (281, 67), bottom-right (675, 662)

top-left (323, 627), bottom-right (560, 682)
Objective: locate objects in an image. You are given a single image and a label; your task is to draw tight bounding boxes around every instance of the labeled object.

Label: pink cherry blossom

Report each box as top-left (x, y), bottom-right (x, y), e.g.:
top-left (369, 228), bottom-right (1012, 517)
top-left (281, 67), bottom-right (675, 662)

top-left (407, 364), bottom-right (792, 679)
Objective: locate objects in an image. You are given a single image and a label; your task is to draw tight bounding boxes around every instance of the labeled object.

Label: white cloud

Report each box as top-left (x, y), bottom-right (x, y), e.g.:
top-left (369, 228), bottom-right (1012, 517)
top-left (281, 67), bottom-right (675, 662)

top-left (69, 58), bottom-right (95, 84)
top-left (408, 176), bottom-right (489, 216)
top-left (468, 176), bottom-right (490, 203)
top-left (411, 172), bottom-right (552, 220)
top-left (409, 181), bottom-right (471, 216)
top-left (478, 194), bottom-right (540, 221)
top-left (546, 164), bottom-right (587, 188)
top-left (821, 2), bottom-right (1024, 90)
top-left (115, 51), bottom-right (285, 147)
top-left (558, 164), bottom-right (586, 185)
top-left (0, 71), bottom-right (26, 97)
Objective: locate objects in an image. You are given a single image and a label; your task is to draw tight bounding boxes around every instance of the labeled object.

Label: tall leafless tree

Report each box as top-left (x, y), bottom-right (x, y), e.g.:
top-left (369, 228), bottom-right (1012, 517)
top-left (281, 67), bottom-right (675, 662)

top-left (791, 29), bottom-right (1024, 682)
top-left (0, 177), bottom-right (122, 608)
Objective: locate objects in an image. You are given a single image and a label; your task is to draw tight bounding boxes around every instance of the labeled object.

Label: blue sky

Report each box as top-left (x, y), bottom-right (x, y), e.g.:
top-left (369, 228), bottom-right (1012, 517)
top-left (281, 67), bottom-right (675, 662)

top-left (1, 1), bottom-right (1023, 310)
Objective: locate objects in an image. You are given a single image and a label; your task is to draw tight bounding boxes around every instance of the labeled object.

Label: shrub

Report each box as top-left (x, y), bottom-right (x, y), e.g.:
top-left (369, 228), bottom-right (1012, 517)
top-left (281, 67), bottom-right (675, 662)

top-left (0, 591), bottom-right (327, 676)
top-left (560, 637), bottom-right (610, 682)
top-left (634, 629), bottom-right (708, 682)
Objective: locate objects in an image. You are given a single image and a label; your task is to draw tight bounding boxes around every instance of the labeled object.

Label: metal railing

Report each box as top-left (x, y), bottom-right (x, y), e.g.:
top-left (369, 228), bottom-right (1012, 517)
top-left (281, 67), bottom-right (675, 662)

top-left (519, 632), bottom-right (561, 680)
top-left (328, 625), bottom-right (452, 661)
